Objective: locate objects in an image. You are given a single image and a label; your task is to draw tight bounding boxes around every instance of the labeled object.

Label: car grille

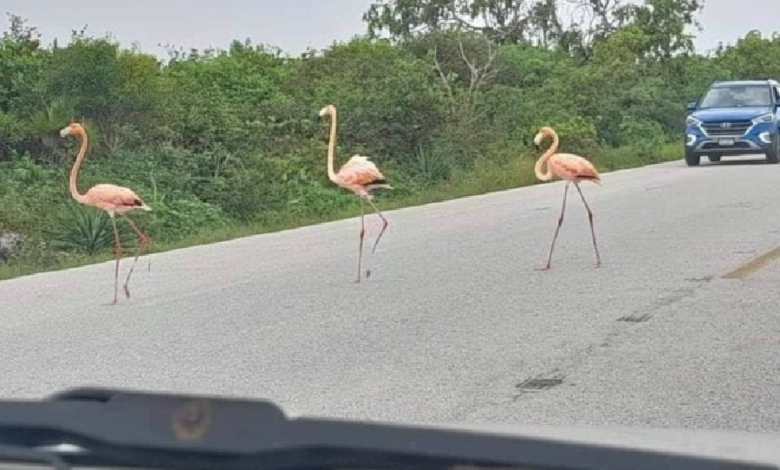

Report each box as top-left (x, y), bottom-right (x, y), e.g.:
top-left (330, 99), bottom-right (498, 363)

top-left (701, 141), bottom-right (752, 150)
top-left (701, 120), bottom-right (752, 136)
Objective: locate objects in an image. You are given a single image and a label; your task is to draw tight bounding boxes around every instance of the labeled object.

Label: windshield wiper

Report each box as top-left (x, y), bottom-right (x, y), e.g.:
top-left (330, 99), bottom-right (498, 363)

top-left (0, 444), bottom-right (71, 470)
top-left (0, 387), bottom-right (774, 470)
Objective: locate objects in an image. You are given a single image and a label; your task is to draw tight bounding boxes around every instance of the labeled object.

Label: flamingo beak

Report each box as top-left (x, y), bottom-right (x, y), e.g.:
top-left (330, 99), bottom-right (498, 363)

top-left (59, 127), bottom-right (70, 137)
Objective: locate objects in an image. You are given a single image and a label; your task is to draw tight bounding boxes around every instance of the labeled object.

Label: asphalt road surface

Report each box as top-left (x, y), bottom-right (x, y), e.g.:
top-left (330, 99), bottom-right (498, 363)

top-left (1, 155), bottom-right (780, 432)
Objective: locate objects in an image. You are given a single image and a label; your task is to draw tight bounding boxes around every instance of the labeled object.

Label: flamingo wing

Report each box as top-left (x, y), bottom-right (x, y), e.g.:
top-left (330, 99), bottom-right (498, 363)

top-left (85, 184), bottom-right (150, 211)
top-left (550, 153), bottom-right (600, 183)
top-left (338, 155), bottom-right (388, 187)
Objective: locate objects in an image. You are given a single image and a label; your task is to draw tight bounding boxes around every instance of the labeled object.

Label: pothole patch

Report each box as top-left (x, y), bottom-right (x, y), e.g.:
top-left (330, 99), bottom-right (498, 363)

top-left (515, 373), bottom-right (565, 397)
top-left (617, 313), bottom-right (652, 323)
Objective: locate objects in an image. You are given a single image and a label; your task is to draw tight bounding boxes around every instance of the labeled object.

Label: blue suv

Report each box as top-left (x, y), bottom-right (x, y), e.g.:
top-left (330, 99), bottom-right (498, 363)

top-left (684, 80), bottom-right (780, 166)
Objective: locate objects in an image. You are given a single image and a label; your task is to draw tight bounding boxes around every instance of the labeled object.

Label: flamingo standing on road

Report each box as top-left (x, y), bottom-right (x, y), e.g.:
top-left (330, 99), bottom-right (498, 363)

top-left (533, 126), bottom-right (601, 270)
top-left (60, 122), bottom-right (152, 305)
top-left (318, 104), bottom-right (392, 283)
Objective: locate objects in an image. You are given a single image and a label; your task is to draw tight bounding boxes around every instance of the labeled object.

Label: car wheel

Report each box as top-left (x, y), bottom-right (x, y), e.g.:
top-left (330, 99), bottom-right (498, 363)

top-left (708, 156), bottom-right (721, 163)
top-left (766, 140), bottom-right (780, 164)
top-left (685, 150), bottom-right (700, 166)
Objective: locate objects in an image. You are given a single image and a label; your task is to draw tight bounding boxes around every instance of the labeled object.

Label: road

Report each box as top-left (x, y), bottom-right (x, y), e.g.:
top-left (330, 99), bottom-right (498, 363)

top-left (1, 155), bottom-right (780, 432)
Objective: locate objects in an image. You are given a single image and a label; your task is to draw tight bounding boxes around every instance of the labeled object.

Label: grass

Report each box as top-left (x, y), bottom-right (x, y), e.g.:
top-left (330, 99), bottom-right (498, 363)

top-left (0, 143), bottom-right (683, 282)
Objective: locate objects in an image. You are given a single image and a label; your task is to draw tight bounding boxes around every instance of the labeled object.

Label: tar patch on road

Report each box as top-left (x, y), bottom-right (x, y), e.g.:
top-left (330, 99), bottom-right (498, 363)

top-left (617, 313), bottom-right (652, 323)
top-left (722, 245), bottom-right (780, 279)
top-left (515, 373), bottom-right (565, 399)
top-left (615, 287), bottom-right (698, 325)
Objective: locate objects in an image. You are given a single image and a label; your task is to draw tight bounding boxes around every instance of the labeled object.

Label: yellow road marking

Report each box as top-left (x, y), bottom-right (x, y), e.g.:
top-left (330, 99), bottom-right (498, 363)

top-left (722, 246), bottom-right (780, 279)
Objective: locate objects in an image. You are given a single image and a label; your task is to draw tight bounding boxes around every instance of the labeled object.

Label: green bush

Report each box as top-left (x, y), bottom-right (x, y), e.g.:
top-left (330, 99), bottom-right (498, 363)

top-left (140, 198), bottom-right (228, 241)
top-left (45, 203), bottom-right (134, 254)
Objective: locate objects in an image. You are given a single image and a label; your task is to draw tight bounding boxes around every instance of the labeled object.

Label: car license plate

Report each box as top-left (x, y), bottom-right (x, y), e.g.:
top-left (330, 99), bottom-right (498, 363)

top-left (719, 138), bottom-right (734, 146)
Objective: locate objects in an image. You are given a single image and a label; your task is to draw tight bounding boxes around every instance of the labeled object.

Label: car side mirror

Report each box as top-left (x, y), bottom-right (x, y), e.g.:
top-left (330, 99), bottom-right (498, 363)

top-left (686, 102), bottom-right (697, 111)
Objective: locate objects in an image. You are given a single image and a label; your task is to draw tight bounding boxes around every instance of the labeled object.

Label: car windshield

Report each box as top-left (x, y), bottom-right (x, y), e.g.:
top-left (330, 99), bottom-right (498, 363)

top-left (698, 84), bottom-right (772, 108)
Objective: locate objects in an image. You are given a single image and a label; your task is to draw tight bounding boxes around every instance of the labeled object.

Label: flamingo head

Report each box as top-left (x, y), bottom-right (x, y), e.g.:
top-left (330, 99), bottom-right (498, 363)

top-left (318, 105), bottom-right (335, 119)
top-left (533, 126), bottom-right (554, 148)
top-left (60, 122), bottom-right (84, 138)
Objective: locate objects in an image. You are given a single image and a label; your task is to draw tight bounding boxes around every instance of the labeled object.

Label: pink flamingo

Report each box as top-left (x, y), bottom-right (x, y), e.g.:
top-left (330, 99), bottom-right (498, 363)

top-left (319, 104), bottom-right (392, 283)
top-left (533, 126), bottom-right (601, 270)
top-left (60, 122), bottom-right (152, 305)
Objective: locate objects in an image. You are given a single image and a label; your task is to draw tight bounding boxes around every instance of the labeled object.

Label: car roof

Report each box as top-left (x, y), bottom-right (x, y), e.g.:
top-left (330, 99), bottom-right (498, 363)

top-left (711, 80), bottom-right (779, 88)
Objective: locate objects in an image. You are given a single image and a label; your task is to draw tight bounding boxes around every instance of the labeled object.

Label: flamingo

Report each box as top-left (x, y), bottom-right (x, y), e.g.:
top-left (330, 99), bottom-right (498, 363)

top-left (60, 122), bottom-right (152, 305)
top-left (533, 126), bottom-right (601, 270)
top-left (318, 104), bottom-right (392, 283)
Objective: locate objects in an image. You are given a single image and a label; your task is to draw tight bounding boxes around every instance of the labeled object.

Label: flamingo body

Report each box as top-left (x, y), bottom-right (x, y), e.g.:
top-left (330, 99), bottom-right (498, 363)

top-left (547, 153), bottom-right (601, 184)
top-left (335, 155), bottom-right (393, 199)
top-left (83, 183), bottom-right (151, 215)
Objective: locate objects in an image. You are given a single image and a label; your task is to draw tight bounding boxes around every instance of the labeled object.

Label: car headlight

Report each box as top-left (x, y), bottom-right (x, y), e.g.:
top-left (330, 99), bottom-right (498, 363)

top-left (686, 115), bottom-right (701, 126)
top-left (752, 113), bottom-right (774, 124)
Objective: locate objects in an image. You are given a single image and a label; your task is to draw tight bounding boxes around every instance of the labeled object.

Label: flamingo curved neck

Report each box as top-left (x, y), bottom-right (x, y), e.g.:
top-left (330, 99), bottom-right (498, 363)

top-left (69, 130), bottom-right (90, 205)
top-left (326, 109), bottom-right (338, 183)
top-left (534, 130), bottom-right (558, 182)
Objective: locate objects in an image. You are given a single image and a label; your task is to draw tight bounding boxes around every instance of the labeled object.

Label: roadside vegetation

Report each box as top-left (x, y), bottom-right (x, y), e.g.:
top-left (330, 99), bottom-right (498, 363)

top-left (0, 0), bottom-right (775, 279)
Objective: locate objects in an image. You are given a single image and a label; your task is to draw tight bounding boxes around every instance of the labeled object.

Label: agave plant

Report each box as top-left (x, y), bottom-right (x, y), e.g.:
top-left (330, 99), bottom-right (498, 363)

top-left (46, 203), bottom-right (134, 254)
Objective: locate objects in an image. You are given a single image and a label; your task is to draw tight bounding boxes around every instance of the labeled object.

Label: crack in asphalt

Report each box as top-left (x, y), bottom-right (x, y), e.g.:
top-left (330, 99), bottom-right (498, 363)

top-left (510, 277), bottom-right (712, 402)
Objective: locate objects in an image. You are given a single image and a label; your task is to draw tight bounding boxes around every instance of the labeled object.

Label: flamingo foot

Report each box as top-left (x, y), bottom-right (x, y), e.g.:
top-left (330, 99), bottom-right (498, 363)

top-left (105, 297), bottom-right (118, 306)
top-left (123, 283), bottom-right (131, 299)
top-left (365, 269), bottom-right (371, 279)
top-left (351, 278), bottom-right (362, 284)
top-left (535, 265), bottom-right (552, 271)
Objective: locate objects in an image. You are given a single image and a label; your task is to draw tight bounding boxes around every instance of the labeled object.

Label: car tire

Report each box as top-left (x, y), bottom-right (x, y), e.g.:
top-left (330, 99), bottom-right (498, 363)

top-left (766, 139), bottom-right (780, 164)
top-left (708, 156), bottom-right (721, 163)
top-left (685, 150), bottom-right (700, 166)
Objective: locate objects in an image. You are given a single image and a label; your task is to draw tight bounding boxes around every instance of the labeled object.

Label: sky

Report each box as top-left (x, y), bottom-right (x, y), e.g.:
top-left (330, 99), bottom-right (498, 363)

top-left (1, 0), bottom-right (775, 57)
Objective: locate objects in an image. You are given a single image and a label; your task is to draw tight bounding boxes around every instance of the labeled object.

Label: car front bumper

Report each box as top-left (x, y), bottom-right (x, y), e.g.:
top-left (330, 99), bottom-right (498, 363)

top-left (685, 124), bottom-right (776, 155)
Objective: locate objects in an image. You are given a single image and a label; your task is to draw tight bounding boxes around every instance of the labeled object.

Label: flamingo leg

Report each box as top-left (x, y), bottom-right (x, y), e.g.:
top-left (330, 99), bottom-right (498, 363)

top-left (108, 213), bottom-right (122, 305)
top-left (574, 183), bottom-right (601, 267)
top-left (353, 200), bottom-right (366, 283)
top-left (366, 198), bottom-right (389, 254)
top-left (120, 215), bottom-right (150, 298)
top-left (539, 181), bottom-right (569, 270)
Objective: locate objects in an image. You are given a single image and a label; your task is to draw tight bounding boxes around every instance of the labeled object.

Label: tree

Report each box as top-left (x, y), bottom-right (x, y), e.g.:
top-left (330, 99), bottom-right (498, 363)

top-left (716, 31), bottom-right (780, 80)
top-left (618, 0), bottom-right (702, 60)
top-left (364, 0), bottom-right (546, 44)
top-left (431, 32), bottom-right (498, 121)
top-left (364, 0), bottom-right (702, 62)
top-left (0, 15), bottom-right (56, 162)
top-left (45, 34), bottom-right (162, 153)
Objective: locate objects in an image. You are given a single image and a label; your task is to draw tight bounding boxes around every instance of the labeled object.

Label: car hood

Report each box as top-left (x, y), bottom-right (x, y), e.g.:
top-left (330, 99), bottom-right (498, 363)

top-left (3, 387), bottom-right (779, 469)
top-left (398, 421), bottom-right (780, 464)
top-left (692, 106), bottom-right (773, 122)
